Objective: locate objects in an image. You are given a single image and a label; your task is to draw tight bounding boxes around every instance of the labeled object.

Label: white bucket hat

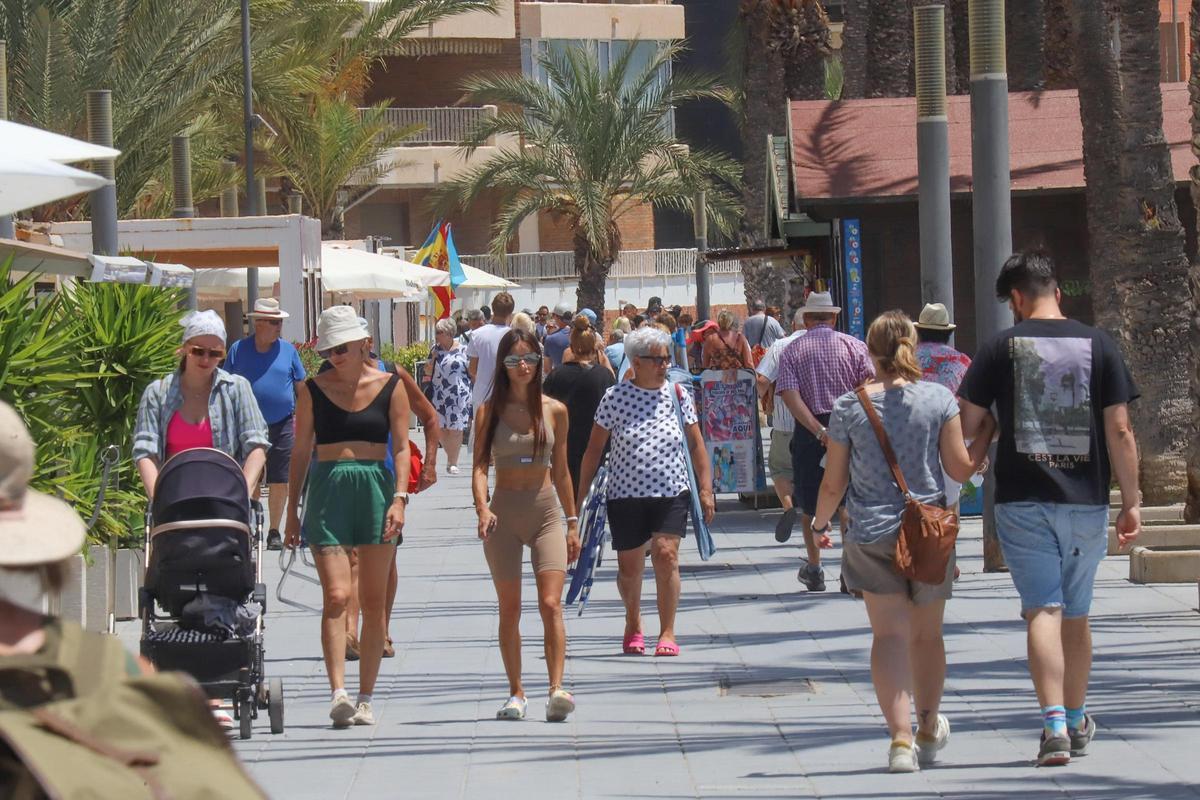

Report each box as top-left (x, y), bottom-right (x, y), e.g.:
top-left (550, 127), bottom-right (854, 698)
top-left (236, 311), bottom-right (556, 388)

top-left (915, 302), bottom-right (956, 330)
top-left (315, 305), bottom-right (369, 352)
top-left (0, 401), bottom-right (86, 567)
top-left (248, 298), bottom-right (289, 320)
top-left (800, 291), bottom-right (841, 314)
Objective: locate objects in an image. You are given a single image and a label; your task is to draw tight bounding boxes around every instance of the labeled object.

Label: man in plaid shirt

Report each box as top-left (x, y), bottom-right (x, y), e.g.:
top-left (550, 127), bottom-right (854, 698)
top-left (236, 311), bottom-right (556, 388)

top-left (776, 292), bottom-right (874, 591)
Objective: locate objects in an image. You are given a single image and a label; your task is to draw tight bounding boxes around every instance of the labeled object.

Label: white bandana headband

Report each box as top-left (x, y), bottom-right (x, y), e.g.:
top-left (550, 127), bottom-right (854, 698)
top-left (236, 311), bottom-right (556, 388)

top-left (180, 310), bottom-right (227, 345)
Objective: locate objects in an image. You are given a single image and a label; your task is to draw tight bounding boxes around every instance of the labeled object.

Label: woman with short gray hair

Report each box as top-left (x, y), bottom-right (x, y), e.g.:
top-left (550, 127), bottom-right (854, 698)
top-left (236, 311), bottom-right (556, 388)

top-left (426, 317), bottom-right (473, 474)
top-left (577, 325), bottom-right (714, 657)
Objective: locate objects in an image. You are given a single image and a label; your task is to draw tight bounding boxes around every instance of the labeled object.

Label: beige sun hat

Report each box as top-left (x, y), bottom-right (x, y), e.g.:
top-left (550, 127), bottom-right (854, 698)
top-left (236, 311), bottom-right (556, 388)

top-left (315, 305), bottom-right (369, 352)
top-left (800, 291), bottom-right (841, 314)
top-left (0, 401), bottom-right (86, 567)
top-left (915, 302), bottom-right (956, 331)
top-left (248, 297), bottom-right (289, 320)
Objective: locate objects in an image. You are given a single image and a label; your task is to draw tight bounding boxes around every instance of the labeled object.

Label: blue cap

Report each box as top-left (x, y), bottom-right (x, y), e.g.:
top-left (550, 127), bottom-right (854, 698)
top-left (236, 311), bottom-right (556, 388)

top-left (580, 308), bottom-right (597, 324)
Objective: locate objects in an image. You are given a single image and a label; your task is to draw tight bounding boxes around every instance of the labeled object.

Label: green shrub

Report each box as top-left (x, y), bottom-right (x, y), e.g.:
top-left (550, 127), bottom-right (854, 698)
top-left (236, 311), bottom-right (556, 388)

top-left (381, 342), bottom-right (433, 376)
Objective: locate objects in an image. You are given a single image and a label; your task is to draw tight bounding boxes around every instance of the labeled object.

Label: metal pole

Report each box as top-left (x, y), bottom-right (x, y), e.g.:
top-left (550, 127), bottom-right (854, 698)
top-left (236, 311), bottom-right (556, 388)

top-left (0, 41), bottom-right (13, 239)
top-left (915, 5), bottom-right (954, 320)
top-left (694, 190), bottom-right (710, 321)
top-left (86, 90), bottom-right (118, 257)
top-left (969, 0), bottom-right (1014, 572)
top-left (241, 0), bottom-right (259, 309)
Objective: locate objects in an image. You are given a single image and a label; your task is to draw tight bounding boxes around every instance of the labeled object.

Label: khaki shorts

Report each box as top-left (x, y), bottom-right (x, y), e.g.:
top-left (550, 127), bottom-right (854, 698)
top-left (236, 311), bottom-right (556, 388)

top-left (841, 532), bottom-right (954, 605)
top-left (768, 428), bottom-right (794, 482)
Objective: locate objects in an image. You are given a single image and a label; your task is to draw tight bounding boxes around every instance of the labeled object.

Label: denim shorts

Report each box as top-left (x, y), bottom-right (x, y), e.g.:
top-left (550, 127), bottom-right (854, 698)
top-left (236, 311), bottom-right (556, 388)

top-left (994, 502), bottom-right (1109, 618)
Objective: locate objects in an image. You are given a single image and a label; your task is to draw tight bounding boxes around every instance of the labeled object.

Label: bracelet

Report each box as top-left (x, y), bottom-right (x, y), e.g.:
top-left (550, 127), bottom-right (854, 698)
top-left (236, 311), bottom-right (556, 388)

top-left (812, 521), bottom-right (831, 535)
top-left (393, 492), bottom-right (409, 503)
top-left (565, 516), bottom-right (579, 523)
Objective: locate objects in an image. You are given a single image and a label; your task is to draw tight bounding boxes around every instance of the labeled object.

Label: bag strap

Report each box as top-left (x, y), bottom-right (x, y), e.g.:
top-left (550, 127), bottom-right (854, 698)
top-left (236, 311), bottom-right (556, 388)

top-left (756, 316), bottom-right (768, 347)
top-left (854, 386), bottom-right (912, 500)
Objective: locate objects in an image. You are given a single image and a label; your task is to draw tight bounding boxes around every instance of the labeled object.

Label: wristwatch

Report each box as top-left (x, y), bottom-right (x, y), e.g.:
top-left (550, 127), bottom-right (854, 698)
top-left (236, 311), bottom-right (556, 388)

top-left (812, 521), bottom-right (831, 535)
top-left (392, 492), bottom-right (409, 504)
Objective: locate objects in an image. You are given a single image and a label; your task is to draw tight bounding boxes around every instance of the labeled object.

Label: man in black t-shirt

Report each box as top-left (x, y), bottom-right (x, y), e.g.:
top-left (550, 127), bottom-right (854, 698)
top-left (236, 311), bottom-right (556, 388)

top-left (959, 250), bottom-right (1141, 767)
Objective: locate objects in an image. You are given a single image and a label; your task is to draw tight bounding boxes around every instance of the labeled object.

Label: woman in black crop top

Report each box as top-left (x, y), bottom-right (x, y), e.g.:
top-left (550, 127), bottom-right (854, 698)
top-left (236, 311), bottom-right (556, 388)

top-left (284, 306), bottom-right (411, 730)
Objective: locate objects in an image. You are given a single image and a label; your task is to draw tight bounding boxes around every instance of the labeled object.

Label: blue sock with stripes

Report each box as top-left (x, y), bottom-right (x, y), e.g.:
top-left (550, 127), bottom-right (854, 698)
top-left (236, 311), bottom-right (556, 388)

top-left (1043, 705), bottom-right (1067, 738)
top-left (1066, 705), bottom-right (1087, 731)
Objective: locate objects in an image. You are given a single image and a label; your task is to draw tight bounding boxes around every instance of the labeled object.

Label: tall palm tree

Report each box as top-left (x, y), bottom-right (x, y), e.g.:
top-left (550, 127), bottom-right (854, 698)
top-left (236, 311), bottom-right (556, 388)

top-left (432, 42), bottom-right (741, 313)
top-left (1070, 0), bottom-right (1193, 505)
top-left (1007, 0), bottom-right (1046, 91)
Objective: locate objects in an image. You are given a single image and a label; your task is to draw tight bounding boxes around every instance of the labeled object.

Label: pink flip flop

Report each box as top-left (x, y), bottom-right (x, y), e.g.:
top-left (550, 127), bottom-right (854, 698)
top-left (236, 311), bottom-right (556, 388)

top-left (622, 632), bottom-right (645, 655)
top-left (654, 640), bottom-right (680, 657)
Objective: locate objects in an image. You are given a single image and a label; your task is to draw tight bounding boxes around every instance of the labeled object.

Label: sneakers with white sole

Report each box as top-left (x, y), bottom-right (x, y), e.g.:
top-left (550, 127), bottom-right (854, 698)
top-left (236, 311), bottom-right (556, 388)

top-left (915, 714), bottom-right (950, 767)
top-left (888, 739), bottom-right (920, 773)
top-left (1038, 732), bottom-right (1072, 766)
top-left (330, 694), bottom-right (356, 728)
top-left (1069, 713), bottom-right (1096, 756)
top-left (447, 465), bottom-right (460, 476)
top-left (546, 689), bottom-right (575, 722)
top-left (352, 702), bottom-right (375, 726)
top-left (496, 695), bottom-right (527, 720)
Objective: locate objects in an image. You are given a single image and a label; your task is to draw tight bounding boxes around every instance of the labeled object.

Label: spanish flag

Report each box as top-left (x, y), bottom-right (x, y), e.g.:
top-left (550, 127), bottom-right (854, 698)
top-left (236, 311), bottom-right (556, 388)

top-left (413, 220), bottom-right (467, 320)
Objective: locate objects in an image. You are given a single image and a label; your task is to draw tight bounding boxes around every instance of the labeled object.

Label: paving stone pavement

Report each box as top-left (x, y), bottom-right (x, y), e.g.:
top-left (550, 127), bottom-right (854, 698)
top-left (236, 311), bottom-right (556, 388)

top-left (120, 469), bottom-right (1200, 800)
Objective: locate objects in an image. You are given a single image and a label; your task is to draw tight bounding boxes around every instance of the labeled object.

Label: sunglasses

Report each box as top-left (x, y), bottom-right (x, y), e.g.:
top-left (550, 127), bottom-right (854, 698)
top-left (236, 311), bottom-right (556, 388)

top-left (318, 342), bottom-right (354, 359)
top-left (257, 318), bottom-right (282, 326)
top-left (636, 355), bottom-right (671, 366)
top-left (503, 353), bottom-right (541, 368)
top-left (188, 346), bottom-right (225, 360)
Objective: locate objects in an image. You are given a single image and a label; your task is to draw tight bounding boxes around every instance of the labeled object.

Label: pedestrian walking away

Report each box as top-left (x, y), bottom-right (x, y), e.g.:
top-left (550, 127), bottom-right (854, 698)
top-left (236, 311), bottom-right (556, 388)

top-left (544, 315), bottom-right (617, 491)
top-left (133, 310), bottom-right (269, 500)
top-left (473, 329), bottom-right (580, 723)
top-left (458, 308), bottom-right (485, 347)
top-left (607, 317), bottom-right (632, 380)
top-left (224, 298), bottom-right (307, 550)
top-left (811, 311), bottom-right (993, 773)
top-left (466, 292), bottom-right (515, 413)
top-left (577, 326), bottom-right (715, 658)
top-left (744, 299), bottom-right (786, 363)
top-left (543, 302), bottom-right (575, 373)
top-left (284, 306), bottom-right (412, 730)
top-left (755, 309), bottom-right (807, 542)
top-left (775, 292), bottom-right (875, 591)
top-left (702, 309), bottom-right (753, 371)
top-left (958, 249), bottom-right (1141, 767)
top-left (425, 318), bottom-right (473, 475)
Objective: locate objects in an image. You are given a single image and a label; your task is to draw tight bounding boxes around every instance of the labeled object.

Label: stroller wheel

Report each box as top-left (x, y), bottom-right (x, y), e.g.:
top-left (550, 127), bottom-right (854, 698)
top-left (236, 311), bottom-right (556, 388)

top-left (239, 696), bottom-right (254, 740)
top-left (268, 677), bottom-right (285, 734)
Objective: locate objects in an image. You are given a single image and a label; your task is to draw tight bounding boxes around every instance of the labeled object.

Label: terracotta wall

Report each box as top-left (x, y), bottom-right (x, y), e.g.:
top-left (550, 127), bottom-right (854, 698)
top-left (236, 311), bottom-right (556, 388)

top-left (536, 201), bottom-right (657, 254)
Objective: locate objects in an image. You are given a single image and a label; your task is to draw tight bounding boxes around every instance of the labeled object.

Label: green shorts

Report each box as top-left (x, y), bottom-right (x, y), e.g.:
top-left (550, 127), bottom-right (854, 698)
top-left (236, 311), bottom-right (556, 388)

top-left (302, 460), bottom-right (396, 547)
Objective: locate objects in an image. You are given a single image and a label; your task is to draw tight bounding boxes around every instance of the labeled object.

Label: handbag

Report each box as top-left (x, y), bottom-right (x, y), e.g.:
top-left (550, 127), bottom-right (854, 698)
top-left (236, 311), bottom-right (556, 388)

top-left (854, 387), bottom-right (958, 584)
top-left (668, 378), bottom-right (716, 561)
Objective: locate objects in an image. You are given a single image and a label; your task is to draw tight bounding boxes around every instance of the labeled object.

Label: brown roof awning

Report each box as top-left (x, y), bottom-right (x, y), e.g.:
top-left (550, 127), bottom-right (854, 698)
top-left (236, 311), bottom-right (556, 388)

top-left (788, 85), bottom-right (1192, 203)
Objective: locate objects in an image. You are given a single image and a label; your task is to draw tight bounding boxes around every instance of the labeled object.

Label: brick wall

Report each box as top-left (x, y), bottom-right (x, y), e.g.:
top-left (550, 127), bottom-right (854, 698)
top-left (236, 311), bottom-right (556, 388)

top-left (536, 200), bottom-right (658, 255)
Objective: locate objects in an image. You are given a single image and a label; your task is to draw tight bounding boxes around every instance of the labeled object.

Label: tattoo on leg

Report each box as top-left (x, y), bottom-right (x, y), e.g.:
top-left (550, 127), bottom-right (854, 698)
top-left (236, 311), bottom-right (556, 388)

top-left (919, 710), bottom-right (931, 728)
top-left (312, 544), bottom-right (351, 556)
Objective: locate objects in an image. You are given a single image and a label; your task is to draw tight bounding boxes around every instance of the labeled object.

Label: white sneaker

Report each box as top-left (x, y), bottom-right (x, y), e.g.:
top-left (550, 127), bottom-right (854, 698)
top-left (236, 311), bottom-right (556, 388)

top-left (545, 688), bottom-right (575, 722)
top-left (888, 739), bottom-right (919, 773)
top-left (496, 695), bottom-right (527, 720)
top-left (330, 694), bottom-right (356, 728)
top-left (447, 465), bottom-right (460, 475)
top-left (352, 702), bottom-right (375, 726)
top-left (916, 714), bottom-right (950, 767)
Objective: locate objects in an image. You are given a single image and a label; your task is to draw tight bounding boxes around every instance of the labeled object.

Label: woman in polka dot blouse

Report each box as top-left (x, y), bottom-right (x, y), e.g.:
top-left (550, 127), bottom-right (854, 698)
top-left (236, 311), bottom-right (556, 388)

top-left (577, 327), bottom-right (715, 657)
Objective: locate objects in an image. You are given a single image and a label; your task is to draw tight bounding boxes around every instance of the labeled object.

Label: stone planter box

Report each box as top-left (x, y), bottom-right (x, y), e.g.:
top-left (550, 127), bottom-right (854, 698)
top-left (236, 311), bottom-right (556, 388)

top-left (1108, 523), bottom-right (1200, 556)
top-left (1129, 546), bottom-right (1200, 584)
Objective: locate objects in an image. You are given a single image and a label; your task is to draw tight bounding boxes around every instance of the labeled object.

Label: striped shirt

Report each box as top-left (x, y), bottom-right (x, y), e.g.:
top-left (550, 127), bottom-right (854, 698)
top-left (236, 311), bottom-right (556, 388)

top-left (133, 368), bottom-right (269, 464)
top-left (775, 325), bottom-right (875, 416)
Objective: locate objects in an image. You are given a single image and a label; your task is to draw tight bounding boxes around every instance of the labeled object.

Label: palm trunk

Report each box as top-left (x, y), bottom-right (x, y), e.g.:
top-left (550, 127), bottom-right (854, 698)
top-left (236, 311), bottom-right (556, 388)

top-left (1007, 0), bottom-right (1046, 91)
top-left (1187, 0), bottom-right (1200, 520)
top-left (841, 0), bottom-right (868, 98)
top-left (574, 233), bottom-right (612, 315)
top-left (1044, 0), bottom-right (1076, 88)
top-left (864, 0), bottom-right (914, 98)
top-left (948, 0), bottom-right (971, 94)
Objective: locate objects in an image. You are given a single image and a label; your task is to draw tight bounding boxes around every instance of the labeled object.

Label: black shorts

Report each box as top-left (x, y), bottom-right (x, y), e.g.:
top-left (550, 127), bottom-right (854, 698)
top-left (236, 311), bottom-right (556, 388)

top-left (264, 415), bottom-right (295, 484)
top-left (790, 412), bottom-right (831, 517)
top-left (607, 491), bottom-right (690, 552)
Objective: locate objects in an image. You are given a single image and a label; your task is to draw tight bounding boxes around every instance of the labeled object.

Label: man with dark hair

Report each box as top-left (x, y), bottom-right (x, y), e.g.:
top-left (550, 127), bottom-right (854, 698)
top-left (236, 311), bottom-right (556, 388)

top-left (481, 305), bottom-right (492, 323)
top-left (646, 296), bottom-right (664, 320)
top-left (958, 249), bottom-right (1141, 766)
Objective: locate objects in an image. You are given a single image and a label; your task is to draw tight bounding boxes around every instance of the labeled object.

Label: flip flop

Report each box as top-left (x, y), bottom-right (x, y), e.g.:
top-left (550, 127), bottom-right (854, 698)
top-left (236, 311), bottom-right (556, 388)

top-left (622, 632), bottom-right (645, 655)
top-left (654, 640), bottom-right (680, 657)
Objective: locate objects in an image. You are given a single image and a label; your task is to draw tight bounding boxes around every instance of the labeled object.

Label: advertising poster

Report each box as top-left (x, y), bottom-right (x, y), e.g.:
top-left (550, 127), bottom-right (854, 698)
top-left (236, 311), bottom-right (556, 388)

top-left (843, 218), bottom-right (865, 340)
top-left (699, 369), bottom-right (765, 494)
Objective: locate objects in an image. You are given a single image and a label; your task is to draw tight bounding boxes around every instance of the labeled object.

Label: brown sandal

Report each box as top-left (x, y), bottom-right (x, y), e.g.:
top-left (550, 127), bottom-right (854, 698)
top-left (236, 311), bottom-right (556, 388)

top-left (345, 635), bottom-right (361, 662)
top-left (383, 637), bottom-right (395, 658)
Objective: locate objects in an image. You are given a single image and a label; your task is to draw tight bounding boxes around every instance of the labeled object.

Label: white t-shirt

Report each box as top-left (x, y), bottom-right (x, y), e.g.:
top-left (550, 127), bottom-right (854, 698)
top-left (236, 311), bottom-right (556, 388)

top-left (755, 329), bottom-right (805, 433)
top-left (465, 323), bottom-right (511, 408)
top-left (594, 381), bottom-right (699, 499)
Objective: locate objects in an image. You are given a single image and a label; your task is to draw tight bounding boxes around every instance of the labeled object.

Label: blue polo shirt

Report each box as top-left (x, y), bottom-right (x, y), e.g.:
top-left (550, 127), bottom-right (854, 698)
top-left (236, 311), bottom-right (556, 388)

top-left (544, 326), bottom-right (571, 368)
top-left (224, 336), bottom-right (306, 424)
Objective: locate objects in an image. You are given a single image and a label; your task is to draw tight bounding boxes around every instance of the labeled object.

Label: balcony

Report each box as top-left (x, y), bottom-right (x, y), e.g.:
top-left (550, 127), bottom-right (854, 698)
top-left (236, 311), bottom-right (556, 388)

top-left (461, 248), bottom-right (741, 281)
top-left (360, 0), bottom-right (515, 39)
top-left (519, 1), bottom-right (685, 41)
top-left (367, 105), bottom-right (518, 188)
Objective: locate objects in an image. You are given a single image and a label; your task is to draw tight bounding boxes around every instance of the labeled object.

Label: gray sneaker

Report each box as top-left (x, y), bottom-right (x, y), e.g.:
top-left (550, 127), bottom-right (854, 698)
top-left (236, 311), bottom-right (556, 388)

top-left (797, 561), bottom-right (826, 592)
top-left (1038, 732), bottom-right (1072, 766)
top-left (775, 507), bottom-right (797, 543)
top-left (1069, 713), bottom-right (1095, 755)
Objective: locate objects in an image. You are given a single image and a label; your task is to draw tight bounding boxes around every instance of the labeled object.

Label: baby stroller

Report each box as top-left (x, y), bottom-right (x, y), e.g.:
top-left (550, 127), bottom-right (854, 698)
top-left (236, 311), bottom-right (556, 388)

top-left (138, 448), bottom-right (283, 740)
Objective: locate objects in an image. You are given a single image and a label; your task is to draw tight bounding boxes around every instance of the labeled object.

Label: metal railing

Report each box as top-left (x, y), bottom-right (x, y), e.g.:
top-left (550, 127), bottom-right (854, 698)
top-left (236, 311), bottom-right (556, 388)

top-left (365, 106), bottom-right (495, 146)
top-left (461, 248), bottom-right (740, 281)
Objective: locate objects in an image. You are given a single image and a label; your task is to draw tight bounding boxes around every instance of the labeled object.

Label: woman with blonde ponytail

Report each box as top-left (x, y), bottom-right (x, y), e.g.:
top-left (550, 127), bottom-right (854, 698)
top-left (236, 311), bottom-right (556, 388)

top-left (809, 310), bottom-right (994, 774)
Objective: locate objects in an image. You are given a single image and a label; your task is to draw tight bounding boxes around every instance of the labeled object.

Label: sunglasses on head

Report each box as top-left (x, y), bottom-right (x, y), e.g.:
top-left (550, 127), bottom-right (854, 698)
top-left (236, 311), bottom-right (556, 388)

top-left (188, 345), bottom-right (225, 360)
top-left (318, 342), bottom-right (354, 359)
top-left (503, 353), bottom-right (541, 368)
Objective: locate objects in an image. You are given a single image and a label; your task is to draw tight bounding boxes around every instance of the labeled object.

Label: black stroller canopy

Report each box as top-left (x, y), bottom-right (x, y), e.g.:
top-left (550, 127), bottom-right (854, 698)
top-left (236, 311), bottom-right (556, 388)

top-left (153, 448), bottom-right (251, 527)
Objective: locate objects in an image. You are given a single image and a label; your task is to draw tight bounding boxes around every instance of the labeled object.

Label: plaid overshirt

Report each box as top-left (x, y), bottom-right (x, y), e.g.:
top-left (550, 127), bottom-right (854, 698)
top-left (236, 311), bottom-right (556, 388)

top-left (775, 325), bottom-right (875, 416)
top-left (133, 368), bottom-right (269, 464)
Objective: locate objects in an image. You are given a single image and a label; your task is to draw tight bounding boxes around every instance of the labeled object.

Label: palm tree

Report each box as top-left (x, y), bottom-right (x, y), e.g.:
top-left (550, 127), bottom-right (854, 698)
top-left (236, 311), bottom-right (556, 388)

top-left (432, 42), bottom-right (741, 313)
top-left (1007, 0), bottom-right (1046, 91)
top-left (1070, 0), bottom-right (1193, 505)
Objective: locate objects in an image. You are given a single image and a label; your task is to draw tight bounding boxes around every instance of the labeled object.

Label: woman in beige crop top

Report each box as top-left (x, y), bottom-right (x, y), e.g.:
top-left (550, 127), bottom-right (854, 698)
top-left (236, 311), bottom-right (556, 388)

top-left (472, 328), bottom-right (580, 723)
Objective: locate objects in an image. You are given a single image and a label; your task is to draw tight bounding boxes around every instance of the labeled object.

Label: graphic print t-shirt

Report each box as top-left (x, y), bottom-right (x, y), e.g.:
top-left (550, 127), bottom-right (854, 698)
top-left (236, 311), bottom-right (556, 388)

top-left (959, 318), bottom-right (1138, 505)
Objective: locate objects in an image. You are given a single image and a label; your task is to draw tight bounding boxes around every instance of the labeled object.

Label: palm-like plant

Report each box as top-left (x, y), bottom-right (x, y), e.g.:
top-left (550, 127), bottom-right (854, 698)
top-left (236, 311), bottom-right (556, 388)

top-left (433, 42), bottom-right (741, 312)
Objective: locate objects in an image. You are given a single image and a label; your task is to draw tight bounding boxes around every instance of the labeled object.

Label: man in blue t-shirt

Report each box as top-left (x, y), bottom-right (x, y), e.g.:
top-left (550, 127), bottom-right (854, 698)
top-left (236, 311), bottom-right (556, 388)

top-left (543, 302), bottom-right (574, 373)
top-left (224, 298), bottom-right (306, 549)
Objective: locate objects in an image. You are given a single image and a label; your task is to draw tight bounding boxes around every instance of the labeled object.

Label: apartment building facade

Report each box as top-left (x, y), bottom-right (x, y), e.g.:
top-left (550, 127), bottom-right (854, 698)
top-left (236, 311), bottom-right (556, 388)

top-left (345, 0), bottom-right (685, 262)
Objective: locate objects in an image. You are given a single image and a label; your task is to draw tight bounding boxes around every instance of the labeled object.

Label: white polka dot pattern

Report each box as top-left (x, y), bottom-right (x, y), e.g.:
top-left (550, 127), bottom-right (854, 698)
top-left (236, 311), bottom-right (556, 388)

top-left (594, 381), bottom-right (698, 499)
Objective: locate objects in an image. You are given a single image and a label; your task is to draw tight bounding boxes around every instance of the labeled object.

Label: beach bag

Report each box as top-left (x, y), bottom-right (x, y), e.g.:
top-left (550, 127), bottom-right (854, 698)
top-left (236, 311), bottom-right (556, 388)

top-left (854, 387), bottom-right (958, 584)
top-left (0, 620), bottom-right (264, 800)
top-left (667, 375), bottom-right (716, 561)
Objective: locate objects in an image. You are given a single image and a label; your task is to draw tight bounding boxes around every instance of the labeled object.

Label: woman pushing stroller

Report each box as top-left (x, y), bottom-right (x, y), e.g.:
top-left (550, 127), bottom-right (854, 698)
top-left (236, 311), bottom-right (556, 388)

top-left (285, 307), bottom-right (411, 728)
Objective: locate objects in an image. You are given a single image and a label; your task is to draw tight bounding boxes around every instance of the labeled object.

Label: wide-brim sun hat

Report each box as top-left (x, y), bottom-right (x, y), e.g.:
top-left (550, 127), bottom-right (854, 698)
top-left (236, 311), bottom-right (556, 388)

top-left (687, 320), bottom-right (718, 344)
top-left (316, 305), bottom-right (369, 352)
top-left (247, 297), bottom-right (289, 320)
top-left (915, 302), bottom-right (956, 330)
top-left (800, 291), bottom-right (841, 314)
top-left (0, 401), bottom-right (86, 567)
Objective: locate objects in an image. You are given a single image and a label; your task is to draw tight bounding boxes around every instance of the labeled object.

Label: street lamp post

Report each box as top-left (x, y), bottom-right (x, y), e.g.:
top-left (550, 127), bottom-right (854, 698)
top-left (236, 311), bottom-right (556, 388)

top-left (241, 0), bottom-right (259, 311)
top-left (694, 190), bottom-right (710, 321)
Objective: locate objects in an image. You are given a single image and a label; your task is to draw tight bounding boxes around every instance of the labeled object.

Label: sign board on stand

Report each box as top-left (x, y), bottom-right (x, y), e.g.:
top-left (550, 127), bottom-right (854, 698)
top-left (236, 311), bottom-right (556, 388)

top-left (697, 369), bottom-right (766, 495)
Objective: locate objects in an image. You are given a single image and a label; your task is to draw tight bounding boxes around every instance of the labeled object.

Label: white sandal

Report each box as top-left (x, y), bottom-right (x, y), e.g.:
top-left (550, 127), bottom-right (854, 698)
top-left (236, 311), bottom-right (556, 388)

top-left (496, 695), bottom-right (527, 720)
